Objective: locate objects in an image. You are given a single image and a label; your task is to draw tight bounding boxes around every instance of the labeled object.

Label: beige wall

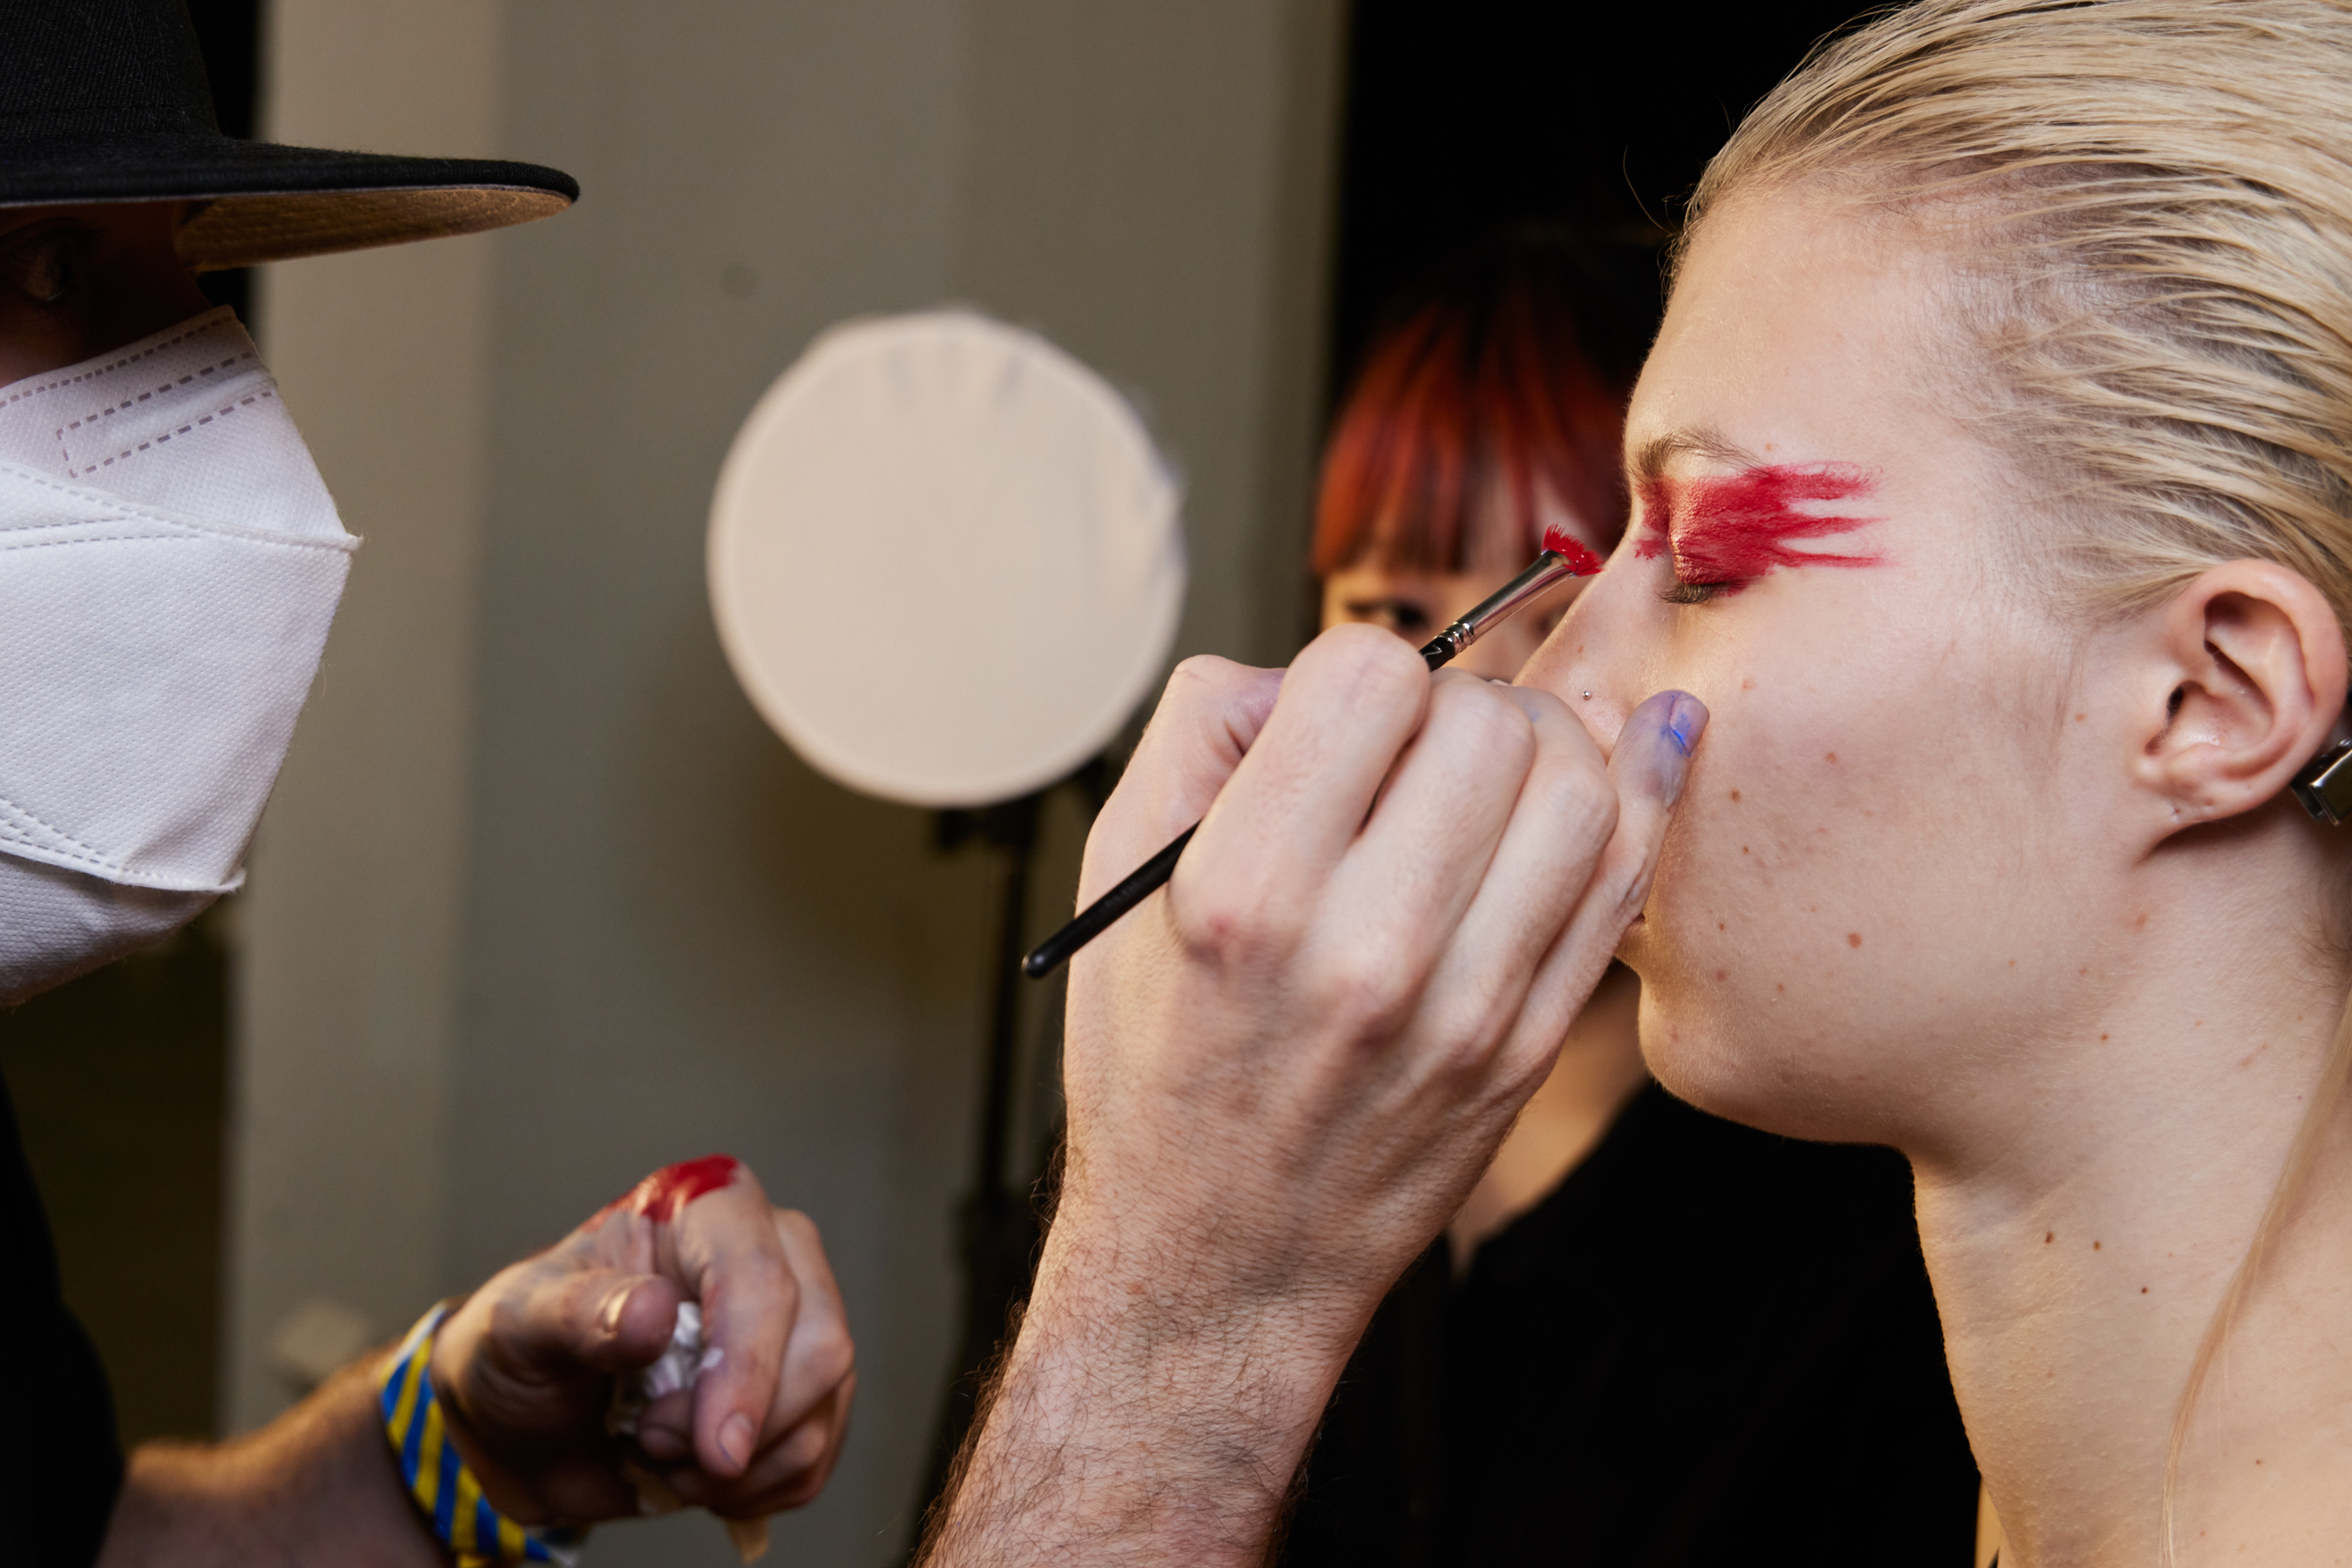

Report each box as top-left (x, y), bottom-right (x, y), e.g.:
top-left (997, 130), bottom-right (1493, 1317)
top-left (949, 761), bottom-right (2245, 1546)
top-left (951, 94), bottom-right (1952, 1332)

top-left (225, 0), bottom-right (504, 1431)
top-left (227, 3), bottom-right (1341, 1562)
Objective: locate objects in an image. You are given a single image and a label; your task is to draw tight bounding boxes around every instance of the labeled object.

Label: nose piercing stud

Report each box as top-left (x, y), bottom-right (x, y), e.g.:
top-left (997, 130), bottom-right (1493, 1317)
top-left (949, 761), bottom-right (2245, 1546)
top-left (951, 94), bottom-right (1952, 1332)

top-left (1583, 690), bottom-right (1592, 700)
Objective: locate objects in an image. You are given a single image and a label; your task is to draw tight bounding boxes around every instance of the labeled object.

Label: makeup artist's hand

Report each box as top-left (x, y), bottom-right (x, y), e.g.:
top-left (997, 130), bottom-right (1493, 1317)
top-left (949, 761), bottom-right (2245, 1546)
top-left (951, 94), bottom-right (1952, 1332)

top-left (920, 624), bottom-right (1702, 1567)
top-left (428, 1157), bottom-right (855, 1527)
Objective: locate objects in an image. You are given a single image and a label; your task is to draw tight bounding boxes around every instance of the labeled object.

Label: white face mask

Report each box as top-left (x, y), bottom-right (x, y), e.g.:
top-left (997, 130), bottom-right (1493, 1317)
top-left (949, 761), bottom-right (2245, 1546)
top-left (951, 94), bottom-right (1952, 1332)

top-left (0, 306), bottom-right (353, 1002)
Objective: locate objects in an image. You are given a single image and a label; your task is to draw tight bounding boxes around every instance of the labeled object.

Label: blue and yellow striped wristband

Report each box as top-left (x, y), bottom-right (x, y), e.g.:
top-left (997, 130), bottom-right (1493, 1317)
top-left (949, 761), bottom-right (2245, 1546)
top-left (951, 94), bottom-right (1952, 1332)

top-left (379, 1304), bottom-right (589, 1567)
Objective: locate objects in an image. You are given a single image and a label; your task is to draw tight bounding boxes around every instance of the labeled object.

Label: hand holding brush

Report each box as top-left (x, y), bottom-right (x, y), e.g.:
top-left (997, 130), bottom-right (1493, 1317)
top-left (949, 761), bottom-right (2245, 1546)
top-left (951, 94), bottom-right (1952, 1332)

top-left (1023, 530), bottom-right (1606, 979)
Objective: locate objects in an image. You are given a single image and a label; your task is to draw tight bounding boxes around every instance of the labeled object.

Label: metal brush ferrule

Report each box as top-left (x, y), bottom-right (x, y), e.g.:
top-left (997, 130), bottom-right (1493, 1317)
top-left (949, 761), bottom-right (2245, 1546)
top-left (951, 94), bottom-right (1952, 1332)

top-left (2293, 732), bottom-right (2352, 826)
top-left (1416, 550), bottom-right (1574, 672)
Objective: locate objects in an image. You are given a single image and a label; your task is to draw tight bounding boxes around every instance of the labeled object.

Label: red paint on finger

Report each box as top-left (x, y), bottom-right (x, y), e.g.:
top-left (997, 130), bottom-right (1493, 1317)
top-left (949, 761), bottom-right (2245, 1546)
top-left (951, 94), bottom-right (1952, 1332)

top-left (1632, 464), bottom-right (1882, 591)
top-left (595, 1153), bottom-right (742, 1227)
top-left (1539, 522), bottom-right (1605, 577)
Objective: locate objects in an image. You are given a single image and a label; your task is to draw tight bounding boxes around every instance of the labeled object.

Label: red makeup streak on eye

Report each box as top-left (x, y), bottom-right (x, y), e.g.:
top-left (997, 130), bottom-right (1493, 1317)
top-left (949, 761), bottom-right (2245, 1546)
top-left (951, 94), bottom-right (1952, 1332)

top-left (1633, 464), bottom-right (1882, 591)
top-left (1539, 522), bottom-right (1605, 577)
top-left (585, 1153), bottom-right (741, 1230)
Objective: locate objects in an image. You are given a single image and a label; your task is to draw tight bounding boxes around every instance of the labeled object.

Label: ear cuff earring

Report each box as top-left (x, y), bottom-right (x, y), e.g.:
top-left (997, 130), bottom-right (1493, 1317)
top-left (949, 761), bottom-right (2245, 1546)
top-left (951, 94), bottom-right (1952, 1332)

top-left (2292, 714), bottom-right (2352, 825)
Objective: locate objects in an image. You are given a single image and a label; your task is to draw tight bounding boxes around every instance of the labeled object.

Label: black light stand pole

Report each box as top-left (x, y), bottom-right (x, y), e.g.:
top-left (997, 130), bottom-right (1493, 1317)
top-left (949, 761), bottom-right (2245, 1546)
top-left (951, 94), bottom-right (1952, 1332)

top-left (974, 801), bottom-right (1032, 1239)
top-left (915, 788), bottom-right (1045, 1519)
top-left (912, 754), bottom-right (1118, 1532)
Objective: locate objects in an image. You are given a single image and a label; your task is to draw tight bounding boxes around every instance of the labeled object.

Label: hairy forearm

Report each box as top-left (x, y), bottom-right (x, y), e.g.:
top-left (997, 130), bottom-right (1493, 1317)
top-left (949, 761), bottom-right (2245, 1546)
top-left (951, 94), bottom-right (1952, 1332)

top-left (99, 1352), bottom-right (442, 1568)
top-left (918, 1211), bottom-right (1362, 1567)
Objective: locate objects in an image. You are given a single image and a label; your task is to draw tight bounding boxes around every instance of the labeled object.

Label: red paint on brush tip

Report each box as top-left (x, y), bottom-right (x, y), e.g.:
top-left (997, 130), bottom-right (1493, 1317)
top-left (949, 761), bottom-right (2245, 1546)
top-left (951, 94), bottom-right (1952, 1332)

top-left (593, 1154), bottom-right (741, 1228)
top-left (1539, 524), bottom-right (1605, 577)
top-left (1634, 464), bottom-right (1882, 591)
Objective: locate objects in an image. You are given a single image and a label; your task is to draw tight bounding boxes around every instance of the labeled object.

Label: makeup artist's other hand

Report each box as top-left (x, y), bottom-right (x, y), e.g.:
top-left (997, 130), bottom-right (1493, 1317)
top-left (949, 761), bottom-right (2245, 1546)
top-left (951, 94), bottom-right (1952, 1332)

top-left (919, 625), bottom-right (1701, 1567)
top-left (428, 1158), bottom-right (855, 1529)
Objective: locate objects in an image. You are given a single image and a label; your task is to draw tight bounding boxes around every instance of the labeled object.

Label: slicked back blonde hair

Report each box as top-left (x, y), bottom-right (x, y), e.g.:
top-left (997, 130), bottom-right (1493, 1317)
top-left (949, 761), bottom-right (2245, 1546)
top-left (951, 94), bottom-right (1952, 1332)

top-left (1694, 0), bottom-right (2352, 616)
top-left (1685, 0), bottom-right (2352, 1554)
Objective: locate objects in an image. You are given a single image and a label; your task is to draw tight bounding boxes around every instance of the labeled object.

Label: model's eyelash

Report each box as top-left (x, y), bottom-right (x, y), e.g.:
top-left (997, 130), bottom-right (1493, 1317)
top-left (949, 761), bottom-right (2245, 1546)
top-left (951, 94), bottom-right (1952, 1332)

top-left (1642, 517), bottom-right (1733, 604)
top-left (1659, 578), bottom-right (1727, 606)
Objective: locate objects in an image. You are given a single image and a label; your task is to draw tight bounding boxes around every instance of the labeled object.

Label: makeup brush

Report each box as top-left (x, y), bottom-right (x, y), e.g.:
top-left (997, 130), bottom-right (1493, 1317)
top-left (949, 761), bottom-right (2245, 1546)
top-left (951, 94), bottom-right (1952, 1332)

top-left (1021, 530), bottom-right (1605, 980)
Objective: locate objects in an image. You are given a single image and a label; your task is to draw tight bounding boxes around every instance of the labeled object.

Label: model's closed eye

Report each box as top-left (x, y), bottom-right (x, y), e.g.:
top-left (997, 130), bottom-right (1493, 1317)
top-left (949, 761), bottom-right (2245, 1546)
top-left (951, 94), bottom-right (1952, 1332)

top-left (1659, 578), bottom-right (1727, 606)
top-left (1635, 463), bottom-right (1885, 598)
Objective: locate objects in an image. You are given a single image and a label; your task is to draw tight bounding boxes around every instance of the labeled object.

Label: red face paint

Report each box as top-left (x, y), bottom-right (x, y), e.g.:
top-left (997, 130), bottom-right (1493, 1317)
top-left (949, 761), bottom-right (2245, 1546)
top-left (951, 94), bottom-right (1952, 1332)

top-left (1633, 463), bottom-right (1881, 591)
top-left (1540, 522), bottom-right (1605, 578)
top-left (596, 1154), bottom-right (741, 1227)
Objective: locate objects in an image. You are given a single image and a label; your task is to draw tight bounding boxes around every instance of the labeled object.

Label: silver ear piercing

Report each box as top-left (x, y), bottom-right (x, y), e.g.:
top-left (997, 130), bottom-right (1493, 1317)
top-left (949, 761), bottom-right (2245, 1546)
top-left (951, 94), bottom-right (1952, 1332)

top-left (2294, 729), bottom-right (2352, 825)
top-left (2293, 701), bottom-right (2352, 825)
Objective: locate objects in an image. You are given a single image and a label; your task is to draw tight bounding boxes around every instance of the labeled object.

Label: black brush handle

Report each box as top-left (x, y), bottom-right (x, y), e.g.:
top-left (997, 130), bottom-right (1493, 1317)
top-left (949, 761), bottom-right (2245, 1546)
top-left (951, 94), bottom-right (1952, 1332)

top-left (1019, 640), bottom-right (1454, 980)
top-left (1020, 550), bottom-right (1575, 981)
top-left (1020, 824), bottom-right (1195, 977)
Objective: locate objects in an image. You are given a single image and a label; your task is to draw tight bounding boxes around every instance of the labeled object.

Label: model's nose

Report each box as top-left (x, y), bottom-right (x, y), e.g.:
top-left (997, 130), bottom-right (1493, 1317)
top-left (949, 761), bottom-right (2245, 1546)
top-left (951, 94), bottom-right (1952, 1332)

top-left (1519, 565), bottom-right (1645, 756)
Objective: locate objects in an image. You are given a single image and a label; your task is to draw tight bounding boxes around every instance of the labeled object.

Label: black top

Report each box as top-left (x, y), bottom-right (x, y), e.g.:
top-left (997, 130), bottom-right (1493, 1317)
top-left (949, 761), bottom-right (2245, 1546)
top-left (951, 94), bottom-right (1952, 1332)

top-left (0, 1068), bottom-right (124, 1565)
top-left (1279, 1083), bottom-right (1978, 1568)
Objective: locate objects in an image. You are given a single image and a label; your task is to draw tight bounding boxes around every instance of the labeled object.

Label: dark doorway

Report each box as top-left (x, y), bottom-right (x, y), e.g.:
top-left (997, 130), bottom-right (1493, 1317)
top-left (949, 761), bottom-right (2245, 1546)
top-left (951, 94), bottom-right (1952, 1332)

top-left (0, 0), bottom-right (261, 1448)
top-left (1328, 0), bottom-right (1880, 397)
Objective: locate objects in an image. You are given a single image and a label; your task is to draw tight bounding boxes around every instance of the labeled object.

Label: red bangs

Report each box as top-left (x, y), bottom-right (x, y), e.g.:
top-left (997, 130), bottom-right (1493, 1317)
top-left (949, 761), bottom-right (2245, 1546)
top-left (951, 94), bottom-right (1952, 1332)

top-left (1314, 240), bottom-right (1645, 578)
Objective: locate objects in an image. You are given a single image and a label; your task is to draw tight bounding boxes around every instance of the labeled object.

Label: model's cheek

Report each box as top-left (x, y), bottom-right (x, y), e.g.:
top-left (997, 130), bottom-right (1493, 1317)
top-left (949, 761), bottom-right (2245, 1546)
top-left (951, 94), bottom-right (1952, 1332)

top-left (1670, 700), bottom-right (1925, 991)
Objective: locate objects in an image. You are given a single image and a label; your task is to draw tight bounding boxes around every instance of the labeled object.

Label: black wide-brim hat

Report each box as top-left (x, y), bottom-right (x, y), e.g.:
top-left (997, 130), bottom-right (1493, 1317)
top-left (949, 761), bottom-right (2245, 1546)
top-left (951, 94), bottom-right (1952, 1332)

top-left (3, 0), bottom-right (578, 271)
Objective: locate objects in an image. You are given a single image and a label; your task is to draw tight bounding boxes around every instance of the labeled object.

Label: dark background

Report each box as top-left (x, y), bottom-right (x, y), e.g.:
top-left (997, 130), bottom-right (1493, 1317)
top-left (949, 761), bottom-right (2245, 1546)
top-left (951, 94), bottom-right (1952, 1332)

top-left (1328, 0), bottom-right (1878, 395)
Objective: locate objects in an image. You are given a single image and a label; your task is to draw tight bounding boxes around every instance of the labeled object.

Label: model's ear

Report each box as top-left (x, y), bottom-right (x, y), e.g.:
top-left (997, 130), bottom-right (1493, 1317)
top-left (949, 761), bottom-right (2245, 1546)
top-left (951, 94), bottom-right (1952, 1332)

top-left (2133, 560), bottom-right (2348, 835)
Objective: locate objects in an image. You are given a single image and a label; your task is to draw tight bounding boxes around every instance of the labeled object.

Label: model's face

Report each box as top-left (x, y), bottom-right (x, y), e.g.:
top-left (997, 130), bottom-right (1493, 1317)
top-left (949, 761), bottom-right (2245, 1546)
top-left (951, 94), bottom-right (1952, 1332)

top-left (1524, 188), bottom-right (2117, 1149)
top-left (0, 203), bottom-right (209, 384)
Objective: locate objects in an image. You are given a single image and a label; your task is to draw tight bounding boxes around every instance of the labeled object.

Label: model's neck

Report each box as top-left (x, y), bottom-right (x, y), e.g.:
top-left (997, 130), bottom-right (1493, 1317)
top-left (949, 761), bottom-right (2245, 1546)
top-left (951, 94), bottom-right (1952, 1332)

top-left (1912, 895), bottom-right (2352, 1567)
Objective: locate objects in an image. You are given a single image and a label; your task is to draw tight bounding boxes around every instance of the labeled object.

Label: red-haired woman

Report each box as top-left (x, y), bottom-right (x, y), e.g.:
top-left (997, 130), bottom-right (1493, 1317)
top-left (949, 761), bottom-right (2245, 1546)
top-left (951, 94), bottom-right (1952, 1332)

top-left (1280, 232), bottom-right (1980, 1568)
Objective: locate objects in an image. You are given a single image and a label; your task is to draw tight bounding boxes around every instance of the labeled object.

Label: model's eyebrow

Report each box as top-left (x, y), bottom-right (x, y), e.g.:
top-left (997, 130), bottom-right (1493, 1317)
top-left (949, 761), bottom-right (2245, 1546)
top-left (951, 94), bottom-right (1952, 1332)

top-left (1629, 427), bottom-right (1767, 486)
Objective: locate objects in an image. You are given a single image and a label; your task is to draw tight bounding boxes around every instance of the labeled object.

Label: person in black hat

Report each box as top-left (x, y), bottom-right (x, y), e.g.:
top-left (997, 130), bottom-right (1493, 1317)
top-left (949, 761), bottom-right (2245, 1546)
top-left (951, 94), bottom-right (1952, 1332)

top-left (0, 5), bottom-right (854, 1565)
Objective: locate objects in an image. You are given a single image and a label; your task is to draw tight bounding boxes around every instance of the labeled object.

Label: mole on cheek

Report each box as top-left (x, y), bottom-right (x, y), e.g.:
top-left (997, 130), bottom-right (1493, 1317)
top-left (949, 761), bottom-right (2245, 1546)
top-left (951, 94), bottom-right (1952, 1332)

top-left (1847, 932), bottom-right (1862, 948)
top-left (1729, 788), bottom-right (1741, 801)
